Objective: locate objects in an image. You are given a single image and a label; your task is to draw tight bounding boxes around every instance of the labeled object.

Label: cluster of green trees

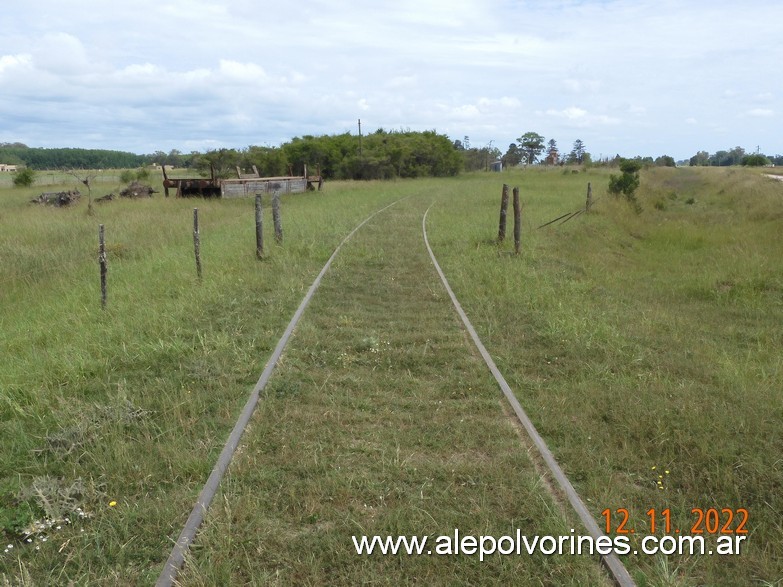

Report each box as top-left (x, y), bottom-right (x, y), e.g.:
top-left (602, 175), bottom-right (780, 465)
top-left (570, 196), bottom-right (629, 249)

top-left (500, 134), bottom-right (592, 167)
top-left (613, 154), bottom-right (677, 167)
top-left (191, 129), bottom-right (462, 180)
top-left (689, 147), bottom-right (781, 167)
top-left (451, 134), bottom-right (594, 171)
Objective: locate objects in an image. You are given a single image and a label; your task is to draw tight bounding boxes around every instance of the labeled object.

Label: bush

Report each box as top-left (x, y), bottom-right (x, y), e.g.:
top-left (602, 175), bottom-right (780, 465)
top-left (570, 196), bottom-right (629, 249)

top-left (742, 154), bottom-right (770, 167)
top-left (119, 169), bottom-right (135, 184)
top-left (608, 170), bottom-right (640, 198)
top-left (608, 158), bottom-right (642, 212)
top-left (12, 167), bottom-right (36, 188)
top-left (619, 159), bottom-right (643, 174)
top-left (120, 168), bottom-right (151, 184)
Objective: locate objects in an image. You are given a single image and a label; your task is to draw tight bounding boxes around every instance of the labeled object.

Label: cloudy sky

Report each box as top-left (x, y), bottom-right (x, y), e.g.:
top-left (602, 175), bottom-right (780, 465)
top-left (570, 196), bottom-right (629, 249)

top-left (1, 0), bottom-right (780, 160)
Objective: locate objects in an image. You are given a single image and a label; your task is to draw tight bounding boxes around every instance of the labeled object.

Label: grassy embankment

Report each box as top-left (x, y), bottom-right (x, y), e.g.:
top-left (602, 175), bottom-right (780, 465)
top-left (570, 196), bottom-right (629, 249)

top-left (424, 167), bottom-right (783, 585)
top-left (1, 166), bottom-right (781, 585)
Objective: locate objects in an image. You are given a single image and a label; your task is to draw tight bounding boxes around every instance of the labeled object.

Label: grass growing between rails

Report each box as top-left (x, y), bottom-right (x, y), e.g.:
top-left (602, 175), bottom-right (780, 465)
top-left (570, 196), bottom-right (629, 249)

top-left (1, 166), bottom-right (781, 584)
top-left (0, 178), bottom-right (404, 584)
top-left (425, 166), bottom-right (783, 585)
top-left (179, 196), bottom-right (608, 586)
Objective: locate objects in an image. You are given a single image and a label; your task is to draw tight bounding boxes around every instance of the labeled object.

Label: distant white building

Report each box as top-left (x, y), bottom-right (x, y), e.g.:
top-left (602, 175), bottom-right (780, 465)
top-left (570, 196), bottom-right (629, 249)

top-left (0, 164), bottom-right (18, 172)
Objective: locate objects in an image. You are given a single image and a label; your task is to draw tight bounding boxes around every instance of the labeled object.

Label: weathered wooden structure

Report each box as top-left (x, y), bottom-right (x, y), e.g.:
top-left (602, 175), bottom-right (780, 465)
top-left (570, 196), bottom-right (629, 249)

top-left (161, 165), bottom-right (221, 198)
top-left (221, 176), bottom-right (307, 198)
top-left (161, 165), bottom-right (322, 198)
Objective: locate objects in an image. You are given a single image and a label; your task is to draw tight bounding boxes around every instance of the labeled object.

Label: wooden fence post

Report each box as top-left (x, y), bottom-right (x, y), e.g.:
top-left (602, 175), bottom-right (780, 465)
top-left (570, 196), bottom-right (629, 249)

top-left (513, 186), bottom-right (521, 254)
top-left (255, 194), bottom-right (264, 259)
top-left (193, 208), bottom-right (202, 279)
top-left (498, 184), bottom-right (509, 243)
top-left (272, 190), bottom-right (283, 244)
top-left (586, 182), bottom-right (593, 211)
top-left (99, 224), bottom-right (107, 309)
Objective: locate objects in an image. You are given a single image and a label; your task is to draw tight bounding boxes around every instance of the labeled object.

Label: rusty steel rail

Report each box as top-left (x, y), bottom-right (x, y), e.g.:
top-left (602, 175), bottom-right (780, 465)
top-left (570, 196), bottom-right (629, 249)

top-left (422, 204), bottom-right (636, 587)
top-left (156, 198), bottom-right (404, 587)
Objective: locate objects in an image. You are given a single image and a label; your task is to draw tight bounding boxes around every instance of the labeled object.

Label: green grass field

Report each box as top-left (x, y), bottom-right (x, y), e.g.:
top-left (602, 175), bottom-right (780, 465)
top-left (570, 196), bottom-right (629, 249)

top-left (1, 167), bottom-right (781, 585)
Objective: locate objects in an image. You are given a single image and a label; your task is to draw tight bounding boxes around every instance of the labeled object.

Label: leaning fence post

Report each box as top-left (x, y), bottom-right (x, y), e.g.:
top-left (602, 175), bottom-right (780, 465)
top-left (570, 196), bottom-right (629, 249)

top-left (586, 182), bottom-right (593, 211)
top-left (513, 186), bottom-right (521, 254)
top-left (99, 224), bottom-right (107, 309)
top-left (255, 194), bottom-right (264, 259)
top-left (272, 190), bottom-right (283, 244)
top-left (498, 184), bottom-right (509, 243)
top-left (193, 208), bottom-right (202, 279)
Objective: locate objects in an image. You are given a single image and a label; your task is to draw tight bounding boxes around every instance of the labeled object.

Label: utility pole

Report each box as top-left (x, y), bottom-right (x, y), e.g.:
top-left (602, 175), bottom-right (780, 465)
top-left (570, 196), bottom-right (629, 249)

top-left (358, 119), bottom-right (363, 157)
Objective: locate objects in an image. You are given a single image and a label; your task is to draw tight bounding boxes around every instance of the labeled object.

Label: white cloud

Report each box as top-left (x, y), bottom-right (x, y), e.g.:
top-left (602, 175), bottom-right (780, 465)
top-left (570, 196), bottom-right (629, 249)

top-left (0, 53), bottom-right (32, 74)
top-left (0, 0), bottom-right (782, 158)
top-left (540, 107), bottom-right (620, 128)
top-left (217, 60), bottom-right (268, 81)
top-left (555, 107), bottom-right (587, 120)
top-left (386, 75), bottom-right (418, 89)
top-left (477, 97), bottom-right (521, 109)
top-left (389, 0), bottom-right (487, 28)
top-left (563, 78), bottom-right (601, 93)
top-left (117, 63), bottom-right (162, 77)
top-left (745, 108), bottom-right (774, 117)
top-left (32, 32), bottom-right (93, 75)
top-left (450, 104), bottom-right (481, 119)
top-left (158, 0), bottom-right (229, 21)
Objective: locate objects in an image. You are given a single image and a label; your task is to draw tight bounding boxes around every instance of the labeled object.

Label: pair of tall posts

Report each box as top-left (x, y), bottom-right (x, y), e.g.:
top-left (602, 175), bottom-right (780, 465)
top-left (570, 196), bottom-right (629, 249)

top-left (497, 184), bottom-right (522, 254)
top-left (500, 181), bottom-right (595, 250)
top-left (255, 191), bottom-right (283, 259)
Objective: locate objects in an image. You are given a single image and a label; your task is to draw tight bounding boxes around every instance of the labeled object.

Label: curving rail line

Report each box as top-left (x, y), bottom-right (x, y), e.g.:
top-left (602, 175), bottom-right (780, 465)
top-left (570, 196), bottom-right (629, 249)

top-left (157, 197), bottom-right (635, 586)
top-left (422, 204), bottom-right (635, 587)
top-left (156, 199), bottom-right (403, 587)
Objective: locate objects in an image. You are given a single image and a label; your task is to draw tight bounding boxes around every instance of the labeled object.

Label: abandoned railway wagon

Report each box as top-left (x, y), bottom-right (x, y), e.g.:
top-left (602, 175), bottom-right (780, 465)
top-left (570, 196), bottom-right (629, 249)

top-left (161, 165), bottom-right (323, 198)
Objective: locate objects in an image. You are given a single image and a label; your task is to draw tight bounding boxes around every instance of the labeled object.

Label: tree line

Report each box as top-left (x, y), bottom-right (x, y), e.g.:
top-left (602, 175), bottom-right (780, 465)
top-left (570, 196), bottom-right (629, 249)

top-left (1, 130), bottom-right (462, 180)
top-left (688, 147), bottom-right (781, 167)
top-left (0, 144), bottom-right (148, 169)
top-left (223, 129), bottom-right (462, 180)
top-left (5, 136), bottom-right (779, 180)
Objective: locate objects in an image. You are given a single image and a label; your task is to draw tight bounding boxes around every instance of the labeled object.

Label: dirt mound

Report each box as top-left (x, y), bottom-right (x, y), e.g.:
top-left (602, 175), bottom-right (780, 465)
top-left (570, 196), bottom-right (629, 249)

top-left (30, 190), bottom-right (81, 207)
top-left (97, 182), bottom-right (158, 203)
top-left (120, 181), bottom-right (157, 198)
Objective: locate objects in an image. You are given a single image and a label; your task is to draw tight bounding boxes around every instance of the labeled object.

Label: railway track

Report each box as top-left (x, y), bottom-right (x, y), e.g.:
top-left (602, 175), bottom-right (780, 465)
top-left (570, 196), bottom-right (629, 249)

top-left (158, 197), bottom-right (635, 586)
